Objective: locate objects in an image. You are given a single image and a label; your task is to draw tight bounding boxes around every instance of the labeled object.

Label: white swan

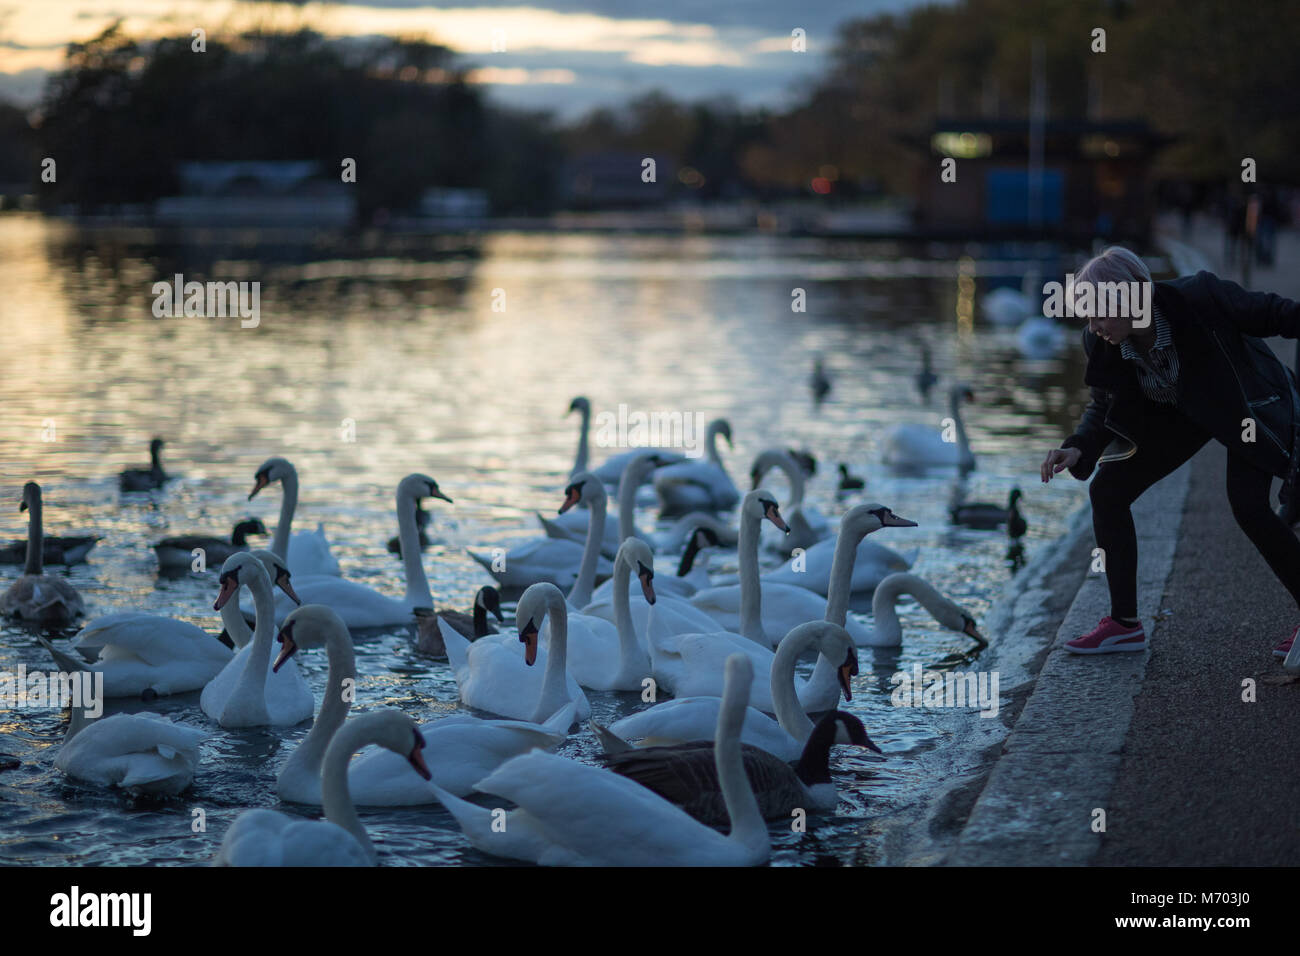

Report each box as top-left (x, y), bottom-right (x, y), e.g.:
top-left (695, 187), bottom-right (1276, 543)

top-left (653, 418), bottom-right (739, 516)
top-left (272, 474), bottom-right (453, 630)
top-left (39, 607), bottom-right (232, 700)
top-left (881, 384), bottom-right (977, 472)
top-left (1, 482), bottom-right (85, 626)
top-left (248, 457), bottom-right (341, 577)
top-left (217, 548), bottom-right (296, 649)
top-left (214, 710), bottom-right (430, 866)
top-left (55, 711), bottom-right (206, 796)
top-left (273, 605), bottom-right (571, 805)
top-left (201, 553), bottom-right (313, 728)
top-left (602, 620), bottom-right (861, 761)
top-left (839, 572), bottom-right (985, 649)
top-left (441, 582), bottom-right (590, 724)
top-left (688, 491), bottom-right (877, 647)
top-left (429, 653), bottom-right (770, 866)
top-left (761, 533), bottom-right (917, 598)
top-left (539, 452), bottom-right (660, 560)
top-left (548, 537), bottom-right (655, 691)
top-left (1016, 316), bottom-right (1068, 357)
top-left (751, 448), bottom-right (831, 556)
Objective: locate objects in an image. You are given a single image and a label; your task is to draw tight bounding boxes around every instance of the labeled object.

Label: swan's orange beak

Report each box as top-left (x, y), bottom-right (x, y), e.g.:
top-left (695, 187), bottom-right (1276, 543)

top-left (214, 572), bottom-right (240, 611)
top-left (837, 648), bottom-right (858, 702)
top-left (964, 617), bottom-right (987, 646)
top-left (638, 564), bottom-right (656, 605)
top-left (248, 473), bottom-right (270, 500)
top-left (276, 571), bottom-right (301, 606)
top-left (408, 729), bottom-right (431, 780)
top-left (764, 503), bottom-right (790, 533)
top-left (558, 486), bottom-right (581, 514)
top-left (273, 623), bottom-right (297, 673)
top-left (520, 620), bottom-right (539, 665)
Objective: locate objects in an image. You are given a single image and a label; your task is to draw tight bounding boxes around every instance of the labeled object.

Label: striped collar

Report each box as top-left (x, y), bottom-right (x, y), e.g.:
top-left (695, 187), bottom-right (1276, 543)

top-left (1119, 304), bottom-right (1171, 360)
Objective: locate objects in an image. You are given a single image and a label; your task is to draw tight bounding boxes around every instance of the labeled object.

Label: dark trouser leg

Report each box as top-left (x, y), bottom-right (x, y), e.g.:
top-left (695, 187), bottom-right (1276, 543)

top-left (1089, 411), bottom-right (1210, 620)
top-left (1225, 452), bottom-right (1300, 612)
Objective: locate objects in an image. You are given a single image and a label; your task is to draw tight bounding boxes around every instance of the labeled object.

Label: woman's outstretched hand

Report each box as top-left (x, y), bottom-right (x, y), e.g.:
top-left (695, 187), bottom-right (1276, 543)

top-left (1041, 447), bottom-right (1082, 483)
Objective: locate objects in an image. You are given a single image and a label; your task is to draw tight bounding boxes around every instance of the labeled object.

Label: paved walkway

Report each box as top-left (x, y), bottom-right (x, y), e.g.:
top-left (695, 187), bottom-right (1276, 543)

top-left (948, 213), bottom-right (1300, 866)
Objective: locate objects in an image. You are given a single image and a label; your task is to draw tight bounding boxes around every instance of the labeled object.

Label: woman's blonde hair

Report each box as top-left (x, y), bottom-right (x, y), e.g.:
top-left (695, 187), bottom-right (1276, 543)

top-left (1076, 246), bottom-right (1152, 287)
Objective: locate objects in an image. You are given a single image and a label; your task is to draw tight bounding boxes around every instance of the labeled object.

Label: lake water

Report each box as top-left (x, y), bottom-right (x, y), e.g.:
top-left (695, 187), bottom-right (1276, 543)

top-left (0, 214), bottom-right (1092, 865)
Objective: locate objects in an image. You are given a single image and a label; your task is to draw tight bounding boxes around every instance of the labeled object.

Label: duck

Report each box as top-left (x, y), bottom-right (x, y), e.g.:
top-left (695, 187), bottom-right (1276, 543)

top-left (653, 418), bottom-right (740, 516)
top-left (598, 620), bottom-right (862, 762)
top-left (441, 582), bottom-right (590, 724)
top-left (837, 463), bottom-right (865, 492)
top-left (153, 518), bottom-right (268, 573)
top-left (951, 487), bottom-right (1026, 536)
top-left (415, 585), bottom-right (502, 657)
top-left (201, 553), bottom-right (313, 728)
top-left (916, 343), bottom-right (939, 401)
top-left (214, 710), bottom-right (430, 866)
top-left (751, 447), bottom-right (830, 556)
top-left (599, 710), bottom-right (880, 825)
top-left (1, 482), bottom-right (85, 625)
top-left (880, 383), bottom-right (977, 473)
top-left (271, 474), bottom-right (455, 631)
top-left (273, 605), bottom-right (572, 805)
top-left (810, 356), bottom-right (831, 401)
top-left (428, 653), bottom-right (770, 866)
top-left (0, 533), bottom-right (99, 567)
top-left (55, 710), bottom-right (207, 796)
top-left (247, 457), bottom-right (341, 577)
top-left (118, 437), bottom-right (170, 492)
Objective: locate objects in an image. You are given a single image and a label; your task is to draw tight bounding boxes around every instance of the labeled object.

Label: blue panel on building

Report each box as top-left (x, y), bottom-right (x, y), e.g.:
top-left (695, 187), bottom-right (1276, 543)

top-left (985, 168), bottom-right (1064, 224)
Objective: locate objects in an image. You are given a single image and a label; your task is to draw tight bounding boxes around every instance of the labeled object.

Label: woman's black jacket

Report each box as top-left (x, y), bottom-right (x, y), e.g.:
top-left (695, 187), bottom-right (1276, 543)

top-left (1061, 270), bottom-right (1300, 482)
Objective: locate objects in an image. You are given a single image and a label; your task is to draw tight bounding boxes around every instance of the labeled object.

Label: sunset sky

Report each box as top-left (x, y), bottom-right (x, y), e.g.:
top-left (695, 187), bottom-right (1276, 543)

top-left (0, 0), bottom-right (938, 115)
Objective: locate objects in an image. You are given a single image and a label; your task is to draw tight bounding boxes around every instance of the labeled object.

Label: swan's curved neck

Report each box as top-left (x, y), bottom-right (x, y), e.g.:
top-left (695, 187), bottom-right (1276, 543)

top-left (280, 626), bottom-right (356, 796)
top-left (716, 671), bottom-right (768, 855)
top-left (611, 553), bottom-right (642, 674)
top-left (824, 520), bottom-right (869, 627)
top-left (760, 452), bottom-right (804, 508)
top-left (737, 508), bottom-right (765, 644)
top-left (320, 717), bottom-right (382, 864)
top-left (705, 423), bottom-right (725, 466)
top-left (568, 488), bottom-right (605, 608)
top-left (219, 587), bottom-right (254, 649)
top-left (533, 592), bottom-right (570, 723)
top-left (270, 469), bottom-right (299, 561)
top-left (572, 406), bottom-right (590, 476)
top-left (240, 571), bottom-right (277, 703)
top-left (809, 517), bottom-right (875, 694)
top-left (617, 458), bottom-right (656, 544)
top-left (398, 490), bottom-right (431, 607)
top-left (23, 494), bottom-right (42, 576)
top-left (873, 574), bottom-right (953, 641)
top-left (771, 628), bottom-right (819, 741)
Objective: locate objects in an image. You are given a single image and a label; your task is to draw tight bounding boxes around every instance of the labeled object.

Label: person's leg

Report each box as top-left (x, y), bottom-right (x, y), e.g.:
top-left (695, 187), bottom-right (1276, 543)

top-left (1224, 451), bottom-right (1300, 634)
top-left (1088, 411), bottom-right (1211, 622)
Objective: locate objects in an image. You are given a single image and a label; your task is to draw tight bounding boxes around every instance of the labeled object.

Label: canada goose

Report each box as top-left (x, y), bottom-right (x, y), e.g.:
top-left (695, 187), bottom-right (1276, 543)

top-left (118, 437), bottom-right (170, 492)
top-left (837, 463), bottom-right (865, 491)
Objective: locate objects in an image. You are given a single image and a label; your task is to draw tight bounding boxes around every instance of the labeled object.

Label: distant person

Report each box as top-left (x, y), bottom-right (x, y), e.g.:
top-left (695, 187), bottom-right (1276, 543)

top-left (1040, 246), bottom-right (1300, 659)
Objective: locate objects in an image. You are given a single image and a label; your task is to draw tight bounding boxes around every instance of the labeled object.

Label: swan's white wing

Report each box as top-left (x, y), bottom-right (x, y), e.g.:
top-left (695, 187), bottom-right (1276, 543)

top-left (216, 810), bottom-right (369, 867)
top-left (57, 714), bottom-right (206, 795)
top-left (608, 697), bottom-right (801, 761)
top-left (272, 575), bottom-right (411, 630)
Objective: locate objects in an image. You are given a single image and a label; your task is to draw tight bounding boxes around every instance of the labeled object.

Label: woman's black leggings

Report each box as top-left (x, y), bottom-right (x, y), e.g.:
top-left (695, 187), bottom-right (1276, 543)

top-left (1089, 405), bottom-right (1300, 620)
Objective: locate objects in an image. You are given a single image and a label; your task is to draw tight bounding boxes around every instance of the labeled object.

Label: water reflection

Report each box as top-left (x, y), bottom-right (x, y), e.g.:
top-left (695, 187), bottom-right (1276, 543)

top-left (0, 214), bottom-right (1092, 865)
